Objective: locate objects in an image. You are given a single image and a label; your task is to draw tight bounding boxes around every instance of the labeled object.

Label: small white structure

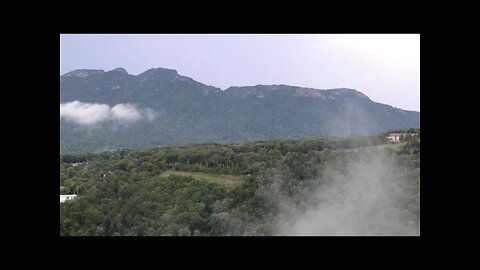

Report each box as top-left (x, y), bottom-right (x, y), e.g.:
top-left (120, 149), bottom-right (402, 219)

top-left (387, 132), bottom-right (419, 143)
top-left (387, 133), bottom-right (403, 142)
top-left (60, 194), bottom-right (77, 203)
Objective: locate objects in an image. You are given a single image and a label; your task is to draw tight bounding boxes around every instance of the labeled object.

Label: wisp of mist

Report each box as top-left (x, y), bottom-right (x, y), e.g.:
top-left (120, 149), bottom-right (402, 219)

top-left (275, 148), bottom-right (420, 236)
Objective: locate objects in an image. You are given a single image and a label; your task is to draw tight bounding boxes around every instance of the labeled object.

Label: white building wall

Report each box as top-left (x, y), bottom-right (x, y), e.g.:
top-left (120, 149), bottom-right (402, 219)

top-left (60, 195), bottom-right (77, 203)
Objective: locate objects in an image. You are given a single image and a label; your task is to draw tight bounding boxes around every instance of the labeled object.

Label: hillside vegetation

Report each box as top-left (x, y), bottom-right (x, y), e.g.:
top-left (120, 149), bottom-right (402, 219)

top-left (60, 131), bottom-right (420, 236)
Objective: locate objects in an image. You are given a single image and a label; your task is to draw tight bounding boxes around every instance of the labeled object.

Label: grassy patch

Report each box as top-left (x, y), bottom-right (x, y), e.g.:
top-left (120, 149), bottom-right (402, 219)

top-left (379, 142), bottom-right (406, 151)
top-left (160, 170), bottom-right (245, 186)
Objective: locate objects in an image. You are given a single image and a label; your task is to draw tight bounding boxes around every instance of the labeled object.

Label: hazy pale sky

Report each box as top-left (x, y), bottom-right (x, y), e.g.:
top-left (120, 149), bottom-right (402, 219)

top-left (60, 34), bottom-right (420, 111)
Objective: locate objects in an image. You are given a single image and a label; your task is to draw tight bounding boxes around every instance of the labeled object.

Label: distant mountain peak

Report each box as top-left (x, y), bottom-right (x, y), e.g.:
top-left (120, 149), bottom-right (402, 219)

top-left (224, 84), bottom-right (371, 101)
top-left (110, 68), bottom-right (128, 74)
top-left (62, 69), bottom-right (105, 78)
top-left (138, 67), bottom-right (178, 78)
top-left (325, 88), bottom-right (371, 100)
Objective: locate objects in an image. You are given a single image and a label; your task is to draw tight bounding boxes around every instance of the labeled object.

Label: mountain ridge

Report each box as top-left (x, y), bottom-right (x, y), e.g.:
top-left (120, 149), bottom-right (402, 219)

top-left (60, 67), bottom-right (419, 153)
top-left (61, 67), bottom-right (415, 109)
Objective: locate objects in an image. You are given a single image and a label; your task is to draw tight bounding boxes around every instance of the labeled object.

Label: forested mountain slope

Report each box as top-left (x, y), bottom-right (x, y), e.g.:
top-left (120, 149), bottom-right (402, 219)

top-left (60, 132), bottom-right (420, 236)
top-left (60, 68), bottom-right (420, 153)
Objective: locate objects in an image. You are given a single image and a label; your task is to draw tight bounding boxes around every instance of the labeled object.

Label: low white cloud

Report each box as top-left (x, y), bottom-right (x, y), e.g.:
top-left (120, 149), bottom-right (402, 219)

top-left (144, 108), bottom-right (157, 122)
top-left (60, 101), bottom-right (155, 125)
top-left (110, 103), bottom-right (142, 122)
top-left (60, 101), bottom-right (110, 125)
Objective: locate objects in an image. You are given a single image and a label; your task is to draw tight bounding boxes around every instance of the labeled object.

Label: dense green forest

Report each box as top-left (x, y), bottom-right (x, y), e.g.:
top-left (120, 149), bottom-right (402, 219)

top-left (60, 131), bottom-right (420, 236)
